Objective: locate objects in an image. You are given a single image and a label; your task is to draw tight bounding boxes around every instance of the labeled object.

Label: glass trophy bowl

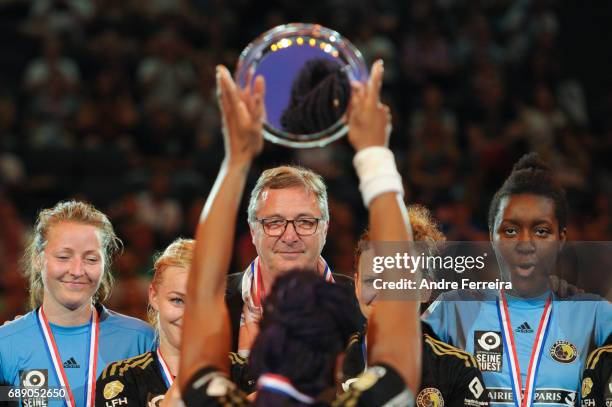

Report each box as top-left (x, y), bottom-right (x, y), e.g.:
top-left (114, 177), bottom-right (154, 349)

top-left (235, 23), bottom-right (368, 148)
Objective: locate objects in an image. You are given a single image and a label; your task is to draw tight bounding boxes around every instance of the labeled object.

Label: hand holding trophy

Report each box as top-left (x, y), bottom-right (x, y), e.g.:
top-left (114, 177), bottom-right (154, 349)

top-left (347, 60), bottom-right (391, 151)
top-left (216, 65), bottom-right (265, 167)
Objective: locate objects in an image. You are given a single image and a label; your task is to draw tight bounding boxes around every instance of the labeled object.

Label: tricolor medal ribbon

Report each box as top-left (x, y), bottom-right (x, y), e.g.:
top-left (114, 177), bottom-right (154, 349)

top-left (497, 291), bottom-right (552, 407)
top-left (156, 349), bottom-right (175, 389)
top-left (257, 373), bottom-right (315, 404)
top-left (37, 306), bottom-right (99, 407)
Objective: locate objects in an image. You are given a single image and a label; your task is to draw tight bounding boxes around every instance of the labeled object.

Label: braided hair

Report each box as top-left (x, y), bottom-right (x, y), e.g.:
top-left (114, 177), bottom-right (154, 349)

top-left (488, 153), bottom-right (568, 233)
top-left (280, 58), bottom-right (350, 134)
top-left (250, 270), bottom-right (358, 406)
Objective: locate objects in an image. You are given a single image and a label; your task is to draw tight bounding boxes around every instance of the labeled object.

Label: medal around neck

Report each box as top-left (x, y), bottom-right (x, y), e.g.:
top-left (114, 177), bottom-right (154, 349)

top-left (235, 23), bottom-right (367, 148)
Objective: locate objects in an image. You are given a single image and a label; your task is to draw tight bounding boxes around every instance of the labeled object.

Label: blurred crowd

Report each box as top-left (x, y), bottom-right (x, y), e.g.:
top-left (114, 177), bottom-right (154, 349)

top-left (1, 0), bottom-right (611, 322)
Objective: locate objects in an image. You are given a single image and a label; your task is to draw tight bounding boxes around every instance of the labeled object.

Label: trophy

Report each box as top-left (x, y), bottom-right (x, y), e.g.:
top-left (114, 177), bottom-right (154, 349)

top-left (235, 23), bottom-right (367, 148)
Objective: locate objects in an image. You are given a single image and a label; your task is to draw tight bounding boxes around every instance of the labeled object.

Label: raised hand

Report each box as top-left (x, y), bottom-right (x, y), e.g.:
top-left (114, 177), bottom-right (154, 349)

top-left (216, 65), bottom-right (266, 167)
top-left (347, 60), bottom-right (391, 151)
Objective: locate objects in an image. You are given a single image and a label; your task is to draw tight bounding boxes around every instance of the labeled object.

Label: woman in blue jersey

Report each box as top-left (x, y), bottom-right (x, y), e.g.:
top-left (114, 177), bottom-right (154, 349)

top-left (424, 154), bottom-right (612, 406)
top-left (0, 201), bottom-right (155, 407)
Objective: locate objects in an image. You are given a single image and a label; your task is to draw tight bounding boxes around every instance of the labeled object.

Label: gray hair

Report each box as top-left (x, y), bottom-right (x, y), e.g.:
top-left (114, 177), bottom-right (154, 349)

top-left (247, 165), bottom-right (329, 223)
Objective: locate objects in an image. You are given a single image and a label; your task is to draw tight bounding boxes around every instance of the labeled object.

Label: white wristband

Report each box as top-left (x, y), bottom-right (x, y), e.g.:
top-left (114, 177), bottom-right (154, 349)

top-left (353, 146), bottom-right (404, 208)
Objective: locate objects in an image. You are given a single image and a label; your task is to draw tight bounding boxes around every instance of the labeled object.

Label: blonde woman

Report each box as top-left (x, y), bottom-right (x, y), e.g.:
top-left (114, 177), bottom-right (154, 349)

top-left (0, 200), bottom-right (155, 407)
top-left (96, 238), bottom-right (251, 406)
top-left (95, 238), bottom-right (191, 406)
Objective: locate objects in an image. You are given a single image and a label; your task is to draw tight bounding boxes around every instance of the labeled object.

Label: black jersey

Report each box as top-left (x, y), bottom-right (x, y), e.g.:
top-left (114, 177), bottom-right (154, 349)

top-left (182, 364), bottom-right (413, 406)
top-left (96, 351), bottom-right (254, 407)
top-left (96, 351), bottom-right (167, 407)
top-left (342, 323), bottom-right (490, 407)
top-left (581, 343), bottom-right (612, 407)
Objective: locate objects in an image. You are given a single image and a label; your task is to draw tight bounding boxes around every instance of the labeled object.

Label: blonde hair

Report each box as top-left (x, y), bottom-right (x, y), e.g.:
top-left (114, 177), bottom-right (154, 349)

top-left (23, 200), bottom-right (122, 309)
top-left (407, 204), bottom-right (446, 245)
top-left (147, 238), bottom-right (195, 327)
top-left (247, 165), bottom-right (329, 223)
top-left (354, 204), bottom-right (446, 275)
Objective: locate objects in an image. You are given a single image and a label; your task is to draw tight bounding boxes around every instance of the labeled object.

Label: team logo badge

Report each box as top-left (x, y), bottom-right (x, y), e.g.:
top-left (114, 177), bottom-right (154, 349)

top-left (104, 380), bottom-right (125, 399)
top-left (417, 388), bottom-right (444, 407)
top-left (582, 378), bottom-right (593, 398)
top-left (550, 340), bottom-right (578, 363)
top-left (474, 331), bottom-right (503, 372)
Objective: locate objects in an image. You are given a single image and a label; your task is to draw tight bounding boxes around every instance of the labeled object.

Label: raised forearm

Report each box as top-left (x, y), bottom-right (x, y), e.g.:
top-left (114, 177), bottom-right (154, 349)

top-left (179, 159), bottom-right (250, 386)
top-left (193, 160), bottom-right (250, 298)
top-left (366, 193), bottom-right (421, 394)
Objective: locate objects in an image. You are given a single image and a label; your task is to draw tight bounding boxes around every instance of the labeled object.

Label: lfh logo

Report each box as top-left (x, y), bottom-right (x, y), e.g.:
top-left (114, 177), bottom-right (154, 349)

top-left (106, 398), bottom-right (128, 407)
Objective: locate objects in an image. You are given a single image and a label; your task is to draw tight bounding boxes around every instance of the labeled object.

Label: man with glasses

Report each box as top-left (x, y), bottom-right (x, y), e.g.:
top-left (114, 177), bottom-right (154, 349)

top-left (226, 165), bottom-right (357, 358)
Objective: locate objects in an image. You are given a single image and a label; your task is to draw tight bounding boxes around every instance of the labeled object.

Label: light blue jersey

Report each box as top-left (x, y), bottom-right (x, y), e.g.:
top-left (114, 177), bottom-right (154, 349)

top-left (424, 290), bottom-right (612, 406)
top-left (0, 306), bottom-right (155, 407)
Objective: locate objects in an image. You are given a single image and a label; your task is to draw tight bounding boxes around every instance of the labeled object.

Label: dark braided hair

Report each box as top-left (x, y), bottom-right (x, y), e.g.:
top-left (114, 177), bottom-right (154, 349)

top-left (280, 58), bottom-right (350, 134)
top-left (250, 270), bottom-right (359, 406)
top-left (487, 153), bottom-right (568, 233)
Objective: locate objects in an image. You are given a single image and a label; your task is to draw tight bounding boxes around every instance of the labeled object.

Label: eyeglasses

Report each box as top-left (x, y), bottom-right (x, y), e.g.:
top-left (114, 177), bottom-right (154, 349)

top-left (256, 217), bottom-right (322, 237)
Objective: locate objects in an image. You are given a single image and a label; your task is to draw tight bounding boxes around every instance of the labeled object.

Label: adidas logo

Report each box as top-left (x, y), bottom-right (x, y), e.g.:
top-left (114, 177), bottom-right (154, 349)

top-left (516, 322), bottom-right (533, 333)
top-left (63, 357), bottom-right (80, 369)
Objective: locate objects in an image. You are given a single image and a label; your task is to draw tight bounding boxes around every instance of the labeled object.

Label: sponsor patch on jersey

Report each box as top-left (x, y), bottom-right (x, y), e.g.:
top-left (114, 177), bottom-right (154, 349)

top-left (468, 377), bottom-right (484, 399)
top-left (488, 387), bottom-right (576, 404)
top-left (19, 369), bottom-right (49, 406)
top-left (582, 377), bottom-right (593, 398)
top-left (20, 369), bottom-right (48, 388)
top-left (474, 331), bottom-right (503, 372)
top-left (417, 387), bottom-right (444, 407)
top-left (550, 340), bottom-right (578, 363)
top-left (104, 380), bottom-right (125, 400)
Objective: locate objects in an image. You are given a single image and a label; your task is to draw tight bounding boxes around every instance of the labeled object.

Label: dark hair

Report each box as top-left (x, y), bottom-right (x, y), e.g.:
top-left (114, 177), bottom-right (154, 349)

top-left (280, 58), bottom-right (350, 134)
top-left (487, 153), bottom-right (568, 233)
top-left (250, 270), bottom-right (358, 405)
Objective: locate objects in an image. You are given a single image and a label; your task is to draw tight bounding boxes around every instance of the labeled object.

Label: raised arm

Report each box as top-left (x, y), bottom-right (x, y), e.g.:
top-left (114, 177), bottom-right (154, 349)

top-left (178, 66), bottom-right (265, 388)
top-left (347, 60), bottom-right (421, 394)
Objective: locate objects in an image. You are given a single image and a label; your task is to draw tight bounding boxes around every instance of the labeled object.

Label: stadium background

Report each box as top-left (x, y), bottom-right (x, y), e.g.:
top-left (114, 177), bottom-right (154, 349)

top-left (0, 0), bottom-right (611, 323)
